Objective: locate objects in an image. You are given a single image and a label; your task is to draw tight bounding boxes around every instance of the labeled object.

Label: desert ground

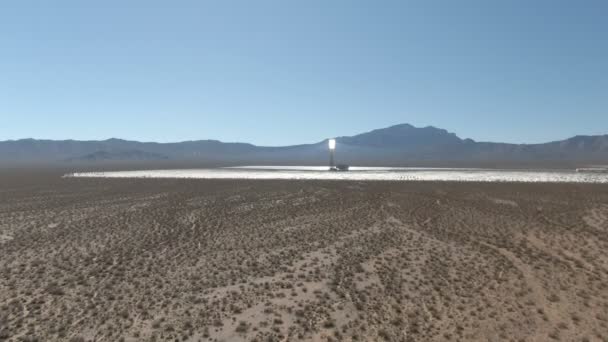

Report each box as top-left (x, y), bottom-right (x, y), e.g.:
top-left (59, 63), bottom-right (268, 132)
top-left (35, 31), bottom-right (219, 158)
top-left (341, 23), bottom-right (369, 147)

top-left (1, 169), bottom-right (608, 342)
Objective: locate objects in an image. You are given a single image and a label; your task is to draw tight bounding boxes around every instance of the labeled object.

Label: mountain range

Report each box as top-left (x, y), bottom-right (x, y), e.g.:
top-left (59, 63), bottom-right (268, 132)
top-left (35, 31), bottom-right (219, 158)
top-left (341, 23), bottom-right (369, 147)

top-left (1, 124), bottom-right (607, 167)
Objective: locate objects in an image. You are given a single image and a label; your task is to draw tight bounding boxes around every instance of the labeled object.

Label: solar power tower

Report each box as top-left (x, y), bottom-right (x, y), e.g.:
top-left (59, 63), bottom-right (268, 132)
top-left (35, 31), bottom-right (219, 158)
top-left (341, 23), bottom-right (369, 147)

top-left (328, 139), bottom-right (336, 170)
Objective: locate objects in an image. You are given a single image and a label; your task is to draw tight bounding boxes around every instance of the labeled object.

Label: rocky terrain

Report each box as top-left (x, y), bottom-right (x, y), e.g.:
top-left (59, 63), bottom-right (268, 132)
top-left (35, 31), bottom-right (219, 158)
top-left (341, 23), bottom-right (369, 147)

top-left (1, 170), bottom-right (608, 341)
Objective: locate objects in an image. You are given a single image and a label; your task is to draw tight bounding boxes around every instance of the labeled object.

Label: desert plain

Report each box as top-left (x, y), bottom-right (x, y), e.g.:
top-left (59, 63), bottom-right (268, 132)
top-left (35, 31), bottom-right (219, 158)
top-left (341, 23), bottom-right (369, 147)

top-left (1, 169), bottom-right (608, 342)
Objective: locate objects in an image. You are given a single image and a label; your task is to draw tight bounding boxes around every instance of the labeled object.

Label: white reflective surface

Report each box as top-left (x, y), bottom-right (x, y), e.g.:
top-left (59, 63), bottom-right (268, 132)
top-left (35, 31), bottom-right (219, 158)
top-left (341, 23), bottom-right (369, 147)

top-left (65, 166), bottom-right (608, 183)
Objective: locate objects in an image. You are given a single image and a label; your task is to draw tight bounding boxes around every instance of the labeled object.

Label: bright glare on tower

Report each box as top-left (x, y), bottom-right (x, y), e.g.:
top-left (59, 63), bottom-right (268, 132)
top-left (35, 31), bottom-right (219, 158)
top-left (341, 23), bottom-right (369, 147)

top-left (328, 139), bottom-right (336, 150)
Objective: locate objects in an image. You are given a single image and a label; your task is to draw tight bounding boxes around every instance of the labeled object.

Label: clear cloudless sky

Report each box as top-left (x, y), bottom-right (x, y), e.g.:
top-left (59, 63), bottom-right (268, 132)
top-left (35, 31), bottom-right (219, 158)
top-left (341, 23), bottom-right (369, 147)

top-left (1, 0), bottom-right (607, 145)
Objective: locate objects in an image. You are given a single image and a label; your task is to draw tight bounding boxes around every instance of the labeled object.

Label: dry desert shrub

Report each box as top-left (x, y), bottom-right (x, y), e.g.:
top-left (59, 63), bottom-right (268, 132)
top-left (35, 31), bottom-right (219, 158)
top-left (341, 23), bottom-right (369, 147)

top-left (0, 175), bottom-right (607, 341)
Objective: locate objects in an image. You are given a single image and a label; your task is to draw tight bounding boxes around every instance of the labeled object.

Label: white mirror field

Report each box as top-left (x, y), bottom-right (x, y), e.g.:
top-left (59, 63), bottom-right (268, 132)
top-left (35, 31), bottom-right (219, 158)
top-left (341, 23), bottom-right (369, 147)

top-left (65, 166), bottom-right (608, 183)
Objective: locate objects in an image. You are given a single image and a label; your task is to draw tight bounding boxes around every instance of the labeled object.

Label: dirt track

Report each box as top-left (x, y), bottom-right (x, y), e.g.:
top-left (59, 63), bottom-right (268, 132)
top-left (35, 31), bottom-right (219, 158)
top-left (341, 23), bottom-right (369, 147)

top-left (1, 172), bottom-right (608, 341)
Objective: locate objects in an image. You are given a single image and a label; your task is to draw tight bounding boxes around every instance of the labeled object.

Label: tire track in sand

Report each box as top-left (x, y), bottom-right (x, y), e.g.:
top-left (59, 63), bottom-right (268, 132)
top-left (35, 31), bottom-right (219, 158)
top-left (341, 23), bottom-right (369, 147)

top-left (480, 241), bottom-right (558, 339)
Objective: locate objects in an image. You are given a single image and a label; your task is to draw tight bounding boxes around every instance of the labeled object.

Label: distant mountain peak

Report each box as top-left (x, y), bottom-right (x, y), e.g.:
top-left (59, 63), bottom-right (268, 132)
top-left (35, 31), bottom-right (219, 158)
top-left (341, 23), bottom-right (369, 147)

top-left (386, 123), bottom-right (414, 129)
top-left (337, 123), bottom-right (462, 148)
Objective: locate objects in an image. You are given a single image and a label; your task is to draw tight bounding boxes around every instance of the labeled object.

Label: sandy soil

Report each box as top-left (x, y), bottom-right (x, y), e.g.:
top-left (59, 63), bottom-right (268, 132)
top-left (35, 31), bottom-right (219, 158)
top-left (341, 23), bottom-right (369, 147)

top-left (1, 170), bottom-right (608, 341)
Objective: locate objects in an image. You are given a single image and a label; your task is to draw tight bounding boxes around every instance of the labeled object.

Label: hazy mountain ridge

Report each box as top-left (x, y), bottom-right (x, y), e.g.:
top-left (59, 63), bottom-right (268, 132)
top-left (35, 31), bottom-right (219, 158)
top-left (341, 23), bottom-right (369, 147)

top-left (2, 124), bottom-right (607, 165)
top-left (337, 124), bottom-right (462, 149)
top-left (66, 150), bottom-right (170, 162)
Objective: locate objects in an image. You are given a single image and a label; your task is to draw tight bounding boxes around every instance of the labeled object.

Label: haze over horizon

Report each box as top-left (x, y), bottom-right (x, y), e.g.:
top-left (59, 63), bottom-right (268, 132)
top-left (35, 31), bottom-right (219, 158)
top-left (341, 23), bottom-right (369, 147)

top-left (2, 0), bottom-right (608, 146)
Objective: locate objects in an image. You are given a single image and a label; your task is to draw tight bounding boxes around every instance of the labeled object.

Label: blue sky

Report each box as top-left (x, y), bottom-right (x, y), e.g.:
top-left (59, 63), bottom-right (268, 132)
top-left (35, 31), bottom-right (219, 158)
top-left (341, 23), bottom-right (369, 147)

top-left (1, 0), bottom-right (607, 145)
